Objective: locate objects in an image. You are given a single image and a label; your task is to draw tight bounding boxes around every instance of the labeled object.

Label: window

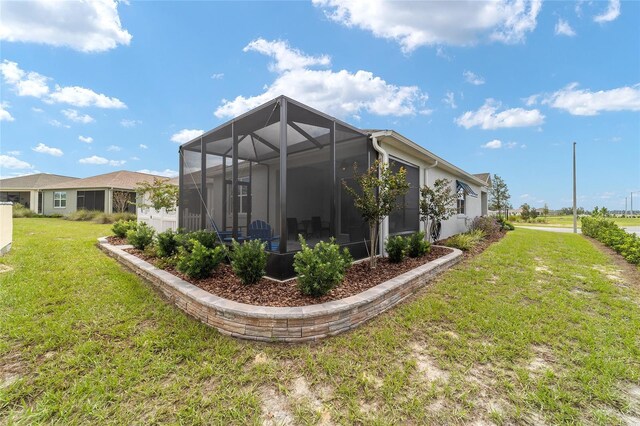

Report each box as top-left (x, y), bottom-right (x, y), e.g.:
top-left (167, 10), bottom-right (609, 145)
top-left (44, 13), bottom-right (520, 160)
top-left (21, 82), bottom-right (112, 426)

top-left (457, 189), bottom-right (466, 215)
top-left (227, 177), bottom-right (250, 214)
top-left (54, 191), bottom-right (67, 208)
top-left (389, 159), bottom-right (420, 234)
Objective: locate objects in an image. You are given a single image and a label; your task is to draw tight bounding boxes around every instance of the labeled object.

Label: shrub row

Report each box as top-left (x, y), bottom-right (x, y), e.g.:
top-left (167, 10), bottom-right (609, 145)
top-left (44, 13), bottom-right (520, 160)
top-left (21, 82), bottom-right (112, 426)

top-left (581, 216), bottom-right (640, 265)
top-left (66, 209), bottom-right (136, 223)
top-left (444, 229), bottom-right (485, 251)
top-left (385, 231), bottom-right (431, 263)
top-left (294, 237), bottom-right (353, 296)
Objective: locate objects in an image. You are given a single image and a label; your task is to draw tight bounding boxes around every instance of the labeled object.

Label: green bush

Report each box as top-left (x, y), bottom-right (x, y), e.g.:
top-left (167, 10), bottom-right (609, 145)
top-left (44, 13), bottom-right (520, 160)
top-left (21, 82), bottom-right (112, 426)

top-left (12, 203), bottom-right (38, 218)
top-left (502, 221), bottom-right (515, 231)
top-left (386, 235), bottom-right (408, 263)
top-left (231, 239), bottom-right (267, 285)
top-left (65, 209), bottom-right (102, 221)
top-left (156, 229), bottom-right (179, 258)
top-left (112, 220), bottom-right (137, 238)
top-left (92, 212), bottom-right (136, 224)
top-left (126, 222), bottom-right (155, 250)
top-left (294, 237), bottom-right (353, 297)
top-left (186, 230), bottom-right (219, 250)
top-left (176, 240), bottom-right (226, 279)
top-left (444, 230), bottom-right (484, 251)
top-left (582, 217), bottom-right (640, 265)
top-left (406, 231), bottom-right (431, 258)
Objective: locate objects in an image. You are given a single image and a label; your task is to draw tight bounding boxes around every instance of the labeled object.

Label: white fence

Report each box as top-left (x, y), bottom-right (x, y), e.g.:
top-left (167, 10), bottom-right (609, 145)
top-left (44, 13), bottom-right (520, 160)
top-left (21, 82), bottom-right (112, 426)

top-left (0, 202), bottom-right (13, 255)
top-left (137, 205), bottom-right (178, 233)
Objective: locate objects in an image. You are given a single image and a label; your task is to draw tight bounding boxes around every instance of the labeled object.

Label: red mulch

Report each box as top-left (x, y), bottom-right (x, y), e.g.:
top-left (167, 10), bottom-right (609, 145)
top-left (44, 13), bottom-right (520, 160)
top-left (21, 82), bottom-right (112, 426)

top-left (106, 236), bottom-right (128, 245)
top-left (124, 246), bottom-right (453, 307)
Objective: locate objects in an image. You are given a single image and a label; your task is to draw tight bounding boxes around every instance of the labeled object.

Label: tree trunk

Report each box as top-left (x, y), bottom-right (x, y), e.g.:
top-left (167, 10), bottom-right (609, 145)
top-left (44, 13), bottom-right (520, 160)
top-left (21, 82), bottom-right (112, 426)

top-left (369, 223), bottom-right (377, 269)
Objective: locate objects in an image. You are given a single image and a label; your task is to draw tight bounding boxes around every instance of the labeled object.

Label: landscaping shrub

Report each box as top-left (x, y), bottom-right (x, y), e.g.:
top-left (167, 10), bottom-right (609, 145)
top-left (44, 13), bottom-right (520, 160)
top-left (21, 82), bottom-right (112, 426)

top-left (502, 221), bottom-right (515, 231)
top-left (185, 230), bottom-right (219, 250)
top-left (156, 229), bottom-right (179, 258)
top-left (112, 220), bottom-right (137, 238)
top-left (406, 231), bottom-right (431, 258)
top-left (126, 222), bottom-right (155, 250)
top-left (230, 239), bottom-right (267, 285)
top-left (444, 230), bottom-right (484, 251)
top-left (92, 212), bottom-right (136, 224)
top-left (12, 203), bottom-right (38, 218)
top-left (65, 209), bottom-right (101, 221)
top-left (294, 237), bottom-right (353, 297)
top-left (469, 216), bottom-right (500, 236)
top-left (582, 216), bottom-right (640, 265)
top-left (386, 235), bottom-right (408, 263)
top-left (176, 240), bottom-right (226, 279)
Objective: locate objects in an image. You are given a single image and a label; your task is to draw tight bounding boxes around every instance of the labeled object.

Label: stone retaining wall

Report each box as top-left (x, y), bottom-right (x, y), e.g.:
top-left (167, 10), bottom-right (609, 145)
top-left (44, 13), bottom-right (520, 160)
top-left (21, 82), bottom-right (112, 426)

top-left (98, 238), bottom-right (462, 342)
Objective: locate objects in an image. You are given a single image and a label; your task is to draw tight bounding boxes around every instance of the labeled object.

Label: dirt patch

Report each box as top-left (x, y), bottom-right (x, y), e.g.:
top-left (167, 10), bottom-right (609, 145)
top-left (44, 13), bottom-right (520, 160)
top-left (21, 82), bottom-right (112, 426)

top-left (106, 236), bottom-right (128, 246)
top-left (0, 264), bottom-right (13, 274)
top-left (586, 238), bottom-right (640, 290)
top-left (260, 386), bottom-right (295, 426)
top-left (528, 345), bottom-right (555, 375)
top-left (410, 342), bottom-right (449, 383)
top-left (360, 371), bottom-right (383, 389)
top-left (571, 287), bottom-right (595, 297)
top-left (125, 246), bottom-right (452, 307)
top-left (0, 351), bottom-right (26, 390)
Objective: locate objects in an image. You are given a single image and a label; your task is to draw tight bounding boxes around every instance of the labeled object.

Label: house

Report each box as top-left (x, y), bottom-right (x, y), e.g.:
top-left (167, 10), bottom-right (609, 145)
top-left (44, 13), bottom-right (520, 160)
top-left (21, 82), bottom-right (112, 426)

top-left (39, 170), bottom-right (170, 216)
top-left (0, 173), bottom-right (78, 213)
top-left (178, 96), bottom-right (490, 279)
top-left (137, 176), bottom-right (179, 232)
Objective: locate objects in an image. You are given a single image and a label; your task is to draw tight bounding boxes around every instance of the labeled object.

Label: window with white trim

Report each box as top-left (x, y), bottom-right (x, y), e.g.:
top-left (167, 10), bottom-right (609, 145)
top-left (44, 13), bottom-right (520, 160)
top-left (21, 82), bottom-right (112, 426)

top-left (227, 177), bottom-right (250, 214)
top-left (54, 191), bottom-right (67, 208)
top-left (457, 189), bottom-right (466, 215)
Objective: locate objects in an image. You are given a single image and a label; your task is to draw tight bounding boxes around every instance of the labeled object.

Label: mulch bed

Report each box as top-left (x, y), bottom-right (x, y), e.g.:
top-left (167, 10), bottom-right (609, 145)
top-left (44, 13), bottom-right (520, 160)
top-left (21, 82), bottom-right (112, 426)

top-left (439, 230), bottom-right (506, 258)
top-left (106, 236), bottom-right (128, 246)
top-left (123, 246), bottom-right (453, 307)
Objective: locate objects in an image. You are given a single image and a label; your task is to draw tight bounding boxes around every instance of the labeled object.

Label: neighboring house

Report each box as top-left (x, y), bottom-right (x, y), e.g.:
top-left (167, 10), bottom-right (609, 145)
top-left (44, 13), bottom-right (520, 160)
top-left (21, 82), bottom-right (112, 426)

top-left (178, 95), bottom-right (490, 279)
top-left (0, 173), bottom-right (78, 213)
top-left (137, 176), bottom-right (179, 232)
top-left (39, 170), bottom-right (169, 216)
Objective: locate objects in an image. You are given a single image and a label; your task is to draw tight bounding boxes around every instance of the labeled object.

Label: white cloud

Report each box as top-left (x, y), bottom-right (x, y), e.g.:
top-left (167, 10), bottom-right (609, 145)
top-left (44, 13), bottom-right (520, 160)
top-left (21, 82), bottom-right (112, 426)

top-left (49, 119), bottom-right (70, 128)
top-left (31, 107), bottom-right (43, 113)
top-left (78, 135), bottom-right (93, 143)
top-left (313, 0), bottom-right (542, 52)
top-left (0, 60), bottom-right (126, 108)
top-left (594, 0), bottom-right (620, 23)
top-left (210, 73), bottom-right (224, 80)
top-left (0, 0), bottom-right (132, 52)
top-left (215, 39), bottom-right (428, 119)
top-left (137, 169), bottom-right (179, 178)
top-left (505, 141), bottom-right (518, 148)
top-left (139, 144), bottom-right (148, 149)
top-left (543, 83), bottom-right (640, 116)
top-left (32, 143), bottom-right (63, 157)
top-left (523, 94), bottom-right (539, 106)
top-left (0, 154), bottom-right (33, 170)
top-left (61, 108), bottom-right (94, 123)
top-left (243, 38), bottom-right (331, 72)
top-left (481, 139), bottom-right (502, 149)
top-left (0, 60), bottom-right (49, 97)
top-left (107, 145), bottom-right (121, 152)
top-left (130, 156), bottom-right (140, 161)
top-left (170, 129), bottom-right (205, 144)
top-left (442, 91), bottom-right (457, 109)
top-left (78, 155), bottom-right (125, 166)
top-left (6, 150), bottom-right (21, 156)
top-left (555, 19), bottom-right (576, 37)
top-left (48, 86), bottom-right (126, 109)
top-left (0, 102), bottom-right (15, 121)
top-left (463, 70), bottom-right (485, 85)
top-left (456, 99), bottom-right (545, 129)
top-left (120, 118), bottom-right (141, 127)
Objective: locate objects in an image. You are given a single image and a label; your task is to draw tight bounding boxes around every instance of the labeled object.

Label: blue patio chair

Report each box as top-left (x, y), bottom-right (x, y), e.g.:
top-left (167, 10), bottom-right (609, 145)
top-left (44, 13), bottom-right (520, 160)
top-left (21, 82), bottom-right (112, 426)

top-left (248, 220), bottom-right (279, 248)
top-left (209, 219), bottom-right (244, 243)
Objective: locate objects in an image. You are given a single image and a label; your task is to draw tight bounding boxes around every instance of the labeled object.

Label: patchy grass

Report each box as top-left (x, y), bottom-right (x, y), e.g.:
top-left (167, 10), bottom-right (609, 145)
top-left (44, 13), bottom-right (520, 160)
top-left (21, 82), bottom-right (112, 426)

top-left (1, 220), bottom-right (639, 425)
top-left (517, 215), bottom-right (640, 228)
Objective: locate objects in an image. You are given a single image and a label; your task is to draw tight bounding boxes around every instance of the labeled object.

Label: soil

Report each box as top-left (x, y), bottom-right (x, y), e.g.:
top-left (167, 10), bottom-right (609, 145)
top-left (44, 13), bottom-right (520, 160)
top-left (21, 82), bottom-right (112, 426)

top-left (106, 235), bottom-right (128, 245)
top-left (124, 246), bottom-right (453, 307)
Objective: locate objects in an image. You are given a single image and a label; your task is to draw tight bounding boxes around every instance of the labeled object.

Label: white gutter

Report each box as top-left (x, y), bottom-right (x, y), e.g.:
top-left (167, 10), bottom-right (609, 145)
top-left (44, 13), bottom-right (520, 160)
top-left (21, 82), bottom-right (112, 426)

top-left (370, 131), bottom-right (392, 255)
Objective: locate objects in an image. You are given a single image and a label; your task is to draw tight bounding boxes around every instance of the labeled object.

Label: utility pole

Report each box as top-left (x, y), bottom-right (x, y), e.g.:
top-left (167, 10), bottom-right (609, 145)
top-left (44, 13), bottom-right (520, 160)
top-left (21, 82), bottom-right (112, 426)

top-left (573, 142), bottom-right (577, 233)
top-left (625, 197), bottom-right (628, 216)
top-left (632, 192), bottom-right (634, 216)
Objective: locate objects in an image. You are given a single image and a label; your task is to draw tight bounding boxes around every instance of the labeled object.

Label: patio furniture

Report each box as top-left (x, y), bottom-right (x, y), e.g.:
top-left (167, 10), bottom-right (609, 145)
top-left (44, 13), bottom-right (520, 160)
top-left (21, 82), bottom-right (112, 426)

top-left (287, 217), bottom-right (306, 240)
top-left (311, 216), bottom-right (330, 238)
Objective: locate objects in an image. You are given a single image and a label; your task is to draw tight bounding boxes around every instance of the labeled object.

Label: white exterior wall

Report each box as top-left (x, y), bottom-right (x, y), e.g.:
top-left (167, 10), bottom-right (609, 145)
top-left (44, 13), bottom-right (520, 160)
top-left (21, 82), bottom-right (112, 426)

top-left (381, 140), bottom-right (486, 241)
top-left (0, 202), bottom-right (12, 255)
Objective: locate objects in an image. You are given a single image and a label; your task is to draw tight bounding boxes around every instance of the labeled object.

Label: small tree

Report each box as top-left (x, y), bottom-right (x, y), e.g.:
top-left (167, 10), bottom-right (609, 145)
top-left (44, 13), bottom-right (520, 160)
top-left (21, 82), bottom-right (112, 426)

top-left (521, 203), bottom-right (532, 221)
top-left (342, 159), bottom-right (409, 269)
top-left (419, 178), bottom-right (458, 242)
top-left (112, 190), bottom-right (132, 213)
top-left (135, 178), bottom-right (179, 212)
top-left (489, 174), bottom-right (511, 218)
top-left (542, 203), bottom-right (549, 217)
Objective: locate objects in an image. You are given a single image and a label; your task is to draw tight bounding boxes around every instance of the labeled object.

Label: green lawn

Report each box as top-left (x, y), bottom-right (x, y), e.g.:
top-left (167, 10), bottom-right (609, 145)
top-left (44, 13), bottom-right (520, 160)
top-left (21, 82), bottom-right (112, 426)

top-left (516, 215), bottom-right (640, 228)
top-left (1, 219), bottom-right (639, 425)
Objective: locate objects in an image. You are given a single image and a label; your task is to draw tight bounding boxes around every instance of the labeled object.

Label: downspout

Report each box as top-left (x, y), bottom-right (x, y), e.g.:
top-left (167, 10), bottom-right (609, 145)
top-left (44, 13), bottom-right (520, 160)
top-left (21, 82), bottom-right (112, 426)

top-left (370, 130), bottom-right (391, 256)
top-left (423, 159), bottom-right (438, 241)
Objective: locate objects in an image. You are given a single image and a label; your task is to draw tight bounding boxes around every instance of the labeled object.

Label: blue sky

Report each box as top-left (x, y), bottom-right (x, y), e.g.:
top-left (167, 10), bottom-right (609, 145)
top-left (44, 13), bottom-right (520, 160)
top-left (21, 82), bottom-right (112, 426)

top-left (0, 0), bottom-right (638, 210)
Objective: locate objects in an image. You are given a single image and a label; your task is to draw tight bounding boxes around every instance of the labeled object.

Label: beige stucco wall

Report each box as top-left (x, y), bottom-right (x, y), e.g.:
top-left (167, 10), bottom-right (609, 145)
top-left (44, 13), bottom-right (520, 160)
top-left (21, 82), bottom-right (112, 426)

top-left (42, 189), bottom-right (78, 216)
top-left (0, 203), bottom-right (13, 255)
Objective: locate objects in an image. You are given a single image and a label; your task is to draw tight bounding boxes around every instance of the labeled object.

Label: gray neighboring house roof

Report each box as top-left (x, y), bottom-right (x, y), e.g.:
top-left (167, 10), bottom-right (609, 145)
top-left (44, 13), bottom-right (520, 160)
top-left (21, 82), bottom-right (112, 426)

top-left (0, 173), bottom-right (78, 190)
top-left (40, 170), bottom-right (171, 191)
top-left (473, 173), bottom-right (492, 186)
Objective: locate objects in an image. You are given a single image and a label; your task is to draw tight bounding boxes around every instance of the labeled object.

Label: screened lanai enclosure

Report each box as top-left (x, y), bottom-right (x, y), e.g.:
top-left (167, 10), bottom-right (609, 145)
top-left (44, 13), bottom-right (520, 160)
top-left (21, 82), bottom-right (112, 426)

top-left (179, 96), bottom-right (373, 279)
